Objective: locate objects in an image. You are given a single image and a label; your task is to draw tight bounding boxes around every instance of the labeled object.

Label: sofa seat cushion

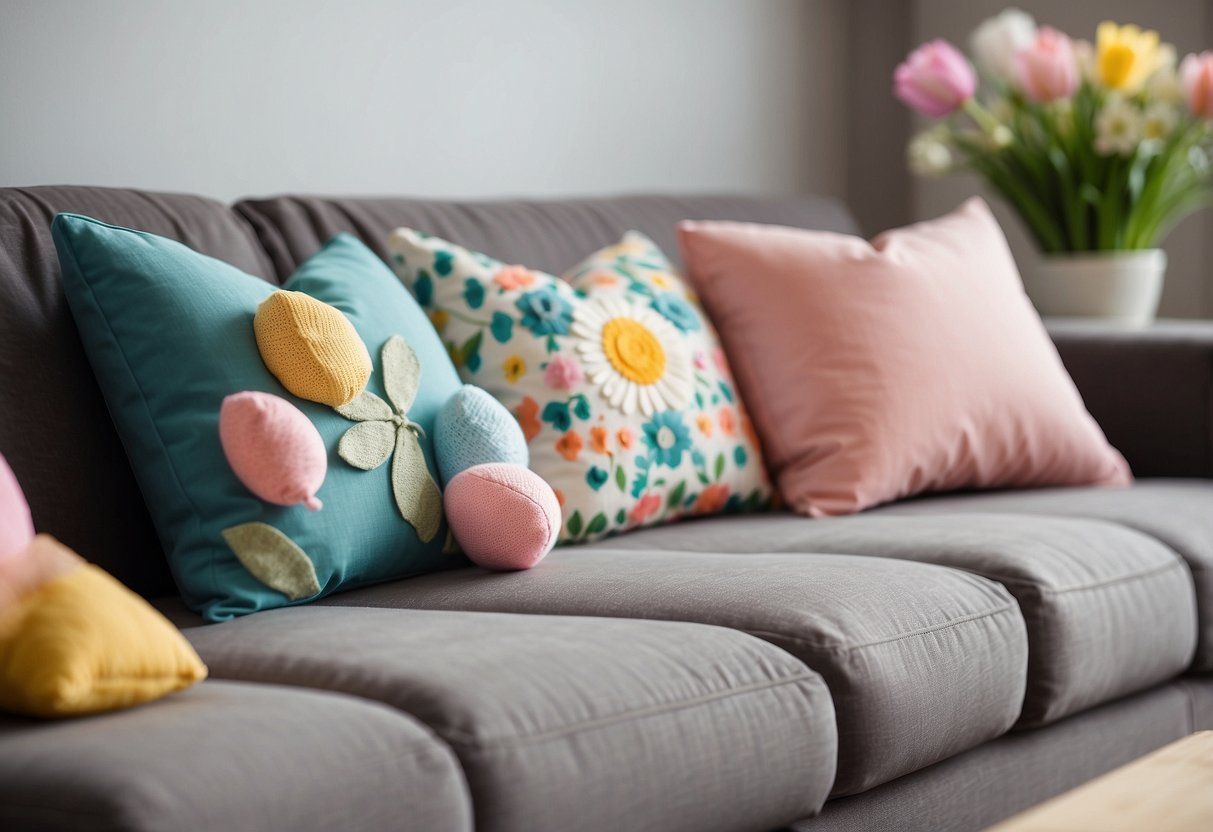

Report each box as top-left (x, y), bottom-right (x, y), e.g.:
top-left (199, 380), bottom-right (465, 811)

top-left (582, 512), bottom-right (1197, 727)
top-left (0, 680), bottom-right (471, 831)
top-left (183, 607), bottom-right (835, 832)
top-left (318, 553), bottom-right (1027, 797)
top-left (873, 480), bottom-right (1213, 671)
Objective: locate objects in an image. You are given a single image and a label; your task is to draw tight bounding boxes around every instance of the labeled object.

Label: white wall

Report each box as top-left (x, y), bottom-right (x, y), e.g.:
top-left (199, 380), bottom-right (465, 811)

top-left (0, 0), bottom-right (846, 203)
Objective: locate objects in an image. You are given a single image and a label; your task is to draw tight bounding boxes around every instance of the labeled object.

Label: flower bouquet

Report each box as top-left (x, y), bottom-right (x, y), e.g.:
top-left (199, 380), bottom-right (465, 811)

top-left (895, 9), bottom-right (1213, 322)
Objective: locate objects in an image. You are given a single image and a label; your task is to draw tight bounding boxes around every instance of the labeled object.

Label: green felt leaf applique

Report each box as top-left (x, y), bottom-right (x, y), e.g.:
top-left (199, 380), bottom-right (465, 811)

top-left (221, 522), bottom-right (321, 601)
top-left (335, 335), bottom-right (442, 543)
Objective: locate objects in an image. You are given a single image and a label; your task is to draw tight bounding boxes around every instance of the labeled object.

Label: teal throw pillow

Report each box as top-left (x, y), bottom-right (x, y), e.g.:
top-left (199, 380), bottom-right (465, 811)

top-left (53, 215), bottom-right (462, 621)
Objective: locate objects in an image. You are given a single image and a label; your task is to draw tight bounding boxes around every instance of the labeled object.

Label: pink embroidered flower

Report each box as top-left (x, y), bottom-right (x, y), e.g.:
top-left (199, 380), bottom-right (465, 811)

top-left (544, 355), bottom-right (584, 390)
top-left (712, 347), bottom-right (730, 376)
top-left (616, 427), bottom-right (636, 450)
top-left (629, 492), bottom-right (663, 525)
top-left (693, 351), bottom-right (710, 371)
top-left (494, 265), bottom-right (537, 291)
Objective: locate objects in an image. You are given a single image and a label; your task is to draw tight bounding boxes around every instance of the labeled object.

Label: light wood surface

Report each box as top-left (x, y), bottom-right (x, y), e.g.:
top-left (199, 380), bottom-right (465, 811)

top-left (988, 731), bottom-right (1213, 831)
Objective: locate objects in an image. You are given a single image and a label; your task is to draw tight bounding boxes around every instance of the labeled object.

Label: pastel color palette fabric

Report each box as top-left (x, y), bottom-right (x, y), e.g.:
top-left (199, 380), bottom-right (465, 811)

top-left (678, 198), bottom-right (1131, 517)
top-left (54, 216), bottom-right (461, 621)
top-left (388, 230), bottom-right (773, 543)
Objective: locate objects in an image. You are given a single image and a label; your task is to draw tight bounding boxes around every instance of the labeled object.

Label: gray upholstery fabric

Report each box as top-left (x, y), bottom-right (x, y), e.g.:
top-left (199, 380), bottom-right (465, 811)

top-left (0, 680), bottom-right (470, 832)
top-left (321, 551), bottom-right (1028, 796)
top-left (1048, 320), bottom-right (1213, 478)
top-left (184, 606), bottom-right (836, 832)
top-left (0, 186), bottom-right (273, 596)
top-left (585, 512), bottom-right (1198, 727)
top-left (793, 677), bottom-right (1213, 832)
top-left (875, 481), bottom-right (1213, 671)
top-left (234, 193), bottom-right (859, 279)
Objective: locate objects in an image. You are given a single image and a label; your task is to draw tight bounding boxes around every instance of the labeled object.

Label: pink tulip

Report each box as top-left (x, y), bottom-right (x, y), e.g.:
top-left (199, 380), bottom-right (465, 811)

top-left (895, 40), bottom-right (977, 117)
top-left (1182, 52), bottom-right (1213, 118)
top-left (1015, 27), bottom-right (1079, 102)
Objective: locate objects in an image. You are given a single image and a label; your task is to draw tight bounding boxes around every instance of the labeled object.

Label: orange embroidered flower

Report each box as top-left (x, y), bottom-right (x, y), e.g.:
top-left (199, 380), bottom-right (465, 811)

top-left (741, 411), bottom-right (761, 451)
top-left (695, 414), bottom-right (713, 437)
top-left (515, 396), bottom-right (541, 443)
top-left (555, 430), bottom-right (583, 461)
top-left (554, 488), bottom-right (566, 508)
top-left (629, 492), bottom-right (662, 524)
top-left (588, 272), bottom-right (620, 287)
top-left (719, 407), bottom-right (737, 437)
top-left (429, 309), bottom-right (449, 332)
top-left (693, 483), bottom-right (730, 515)
top-left (616, 427), bottom-right (636, 450)
top-left (494, 265), bottom-right (537, 291)
top-left (589, 426), bottom-right (610, 455)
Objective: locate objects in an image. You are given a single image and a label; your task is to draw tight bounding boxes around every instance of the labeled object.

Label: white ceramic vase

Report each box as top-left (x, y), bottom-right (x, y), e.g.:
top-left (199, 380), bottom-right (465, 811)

top-left (1021, 249), bottom-right (1166, 327)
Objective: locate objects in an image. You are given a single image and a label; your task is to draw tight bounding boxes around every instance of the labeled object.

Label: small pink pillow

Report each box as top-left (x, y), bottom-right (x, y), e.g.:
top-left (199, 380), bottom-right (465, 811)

top-left (0, 454), bottom-right (34, 561)
top-left (444, 463), bottom-right (560, 570)
top-left (219, 392), bottom-right (327, 511)
top-left (678, 198), bottom-right (1130, 517)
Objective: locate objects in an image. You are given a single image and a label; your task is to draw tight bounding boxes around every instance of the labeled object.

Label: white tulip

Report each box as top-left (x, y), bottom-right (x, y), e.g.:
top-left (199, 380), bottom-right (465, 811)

top-left (908, 128), bottom-right (954, 176)
top-left (1095, 96), bottom-right (1143, 156)
top-left (970, 8), bottom-right (1037, 82)
top-left (1145, 44), bottom-right (1185, 104)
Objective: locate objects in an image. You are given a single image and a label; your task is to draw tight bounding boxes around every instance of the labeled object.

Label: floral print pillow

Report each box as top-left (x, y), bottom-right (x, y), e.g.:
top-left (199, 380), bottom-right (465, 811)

top-left (387, 229), bottom-right (773, 543)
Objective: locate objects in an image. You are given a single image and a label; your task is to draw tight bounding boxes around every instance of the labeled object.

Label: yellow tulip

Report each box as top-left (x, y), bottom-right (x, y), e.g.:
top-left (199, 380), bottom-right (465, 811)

top-left (1096, 22), bottom-right (1160, 91)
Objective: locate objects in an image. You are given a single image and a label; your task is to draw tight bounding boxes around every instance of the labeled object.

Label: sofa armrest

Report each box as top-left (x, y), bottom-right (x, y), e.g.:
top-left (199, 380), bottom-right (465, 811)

top-left (1048, 319), bottom-right (1213, 478)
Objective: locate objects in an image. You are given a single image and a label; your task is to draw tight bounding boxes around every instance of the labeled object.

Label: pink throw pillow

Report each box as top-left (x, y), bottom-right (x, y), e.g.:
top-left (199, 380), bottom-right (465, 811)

top-left (0, 454), bottom-right (34, 561)
top-left (678, 198), bottom-right (1131, 517)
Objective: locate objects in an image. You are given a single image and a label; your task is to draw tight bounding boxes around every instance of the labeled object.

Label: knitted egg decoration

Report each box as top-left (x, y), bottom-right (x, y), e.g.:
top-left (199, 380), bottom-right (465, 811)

top-left (254, 290), bottom-right (372, 407)
top-left (433, 385), bottom-right (528, 486)
top-left (219, 392), bottom-right (327, 511)
top-left (444, 463), bottom-right (559, 570)
top-left (0, 454), bottom-right (34, 560)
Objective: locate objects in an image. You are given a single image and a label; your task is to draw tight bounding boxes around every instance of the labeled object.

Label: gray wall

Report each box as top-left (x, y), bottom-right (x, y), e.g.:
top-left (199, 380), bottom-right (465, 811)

top-left (0, 0), bottom-right (845, 203)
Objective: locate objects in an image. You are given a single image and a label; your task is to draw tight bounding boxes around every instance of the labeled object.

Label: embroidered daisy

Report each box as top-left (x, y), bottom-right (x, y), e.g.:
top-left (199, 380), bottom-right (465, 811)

top-left (571, 297), bottom-right (693, 416)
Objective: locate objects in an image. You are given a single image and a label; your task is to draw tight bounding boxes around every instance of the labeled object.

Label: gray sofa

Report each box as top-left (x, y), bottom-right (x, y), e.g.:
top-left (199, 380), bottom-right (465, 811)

top-left (0, 185), bottom-right (1210, 832)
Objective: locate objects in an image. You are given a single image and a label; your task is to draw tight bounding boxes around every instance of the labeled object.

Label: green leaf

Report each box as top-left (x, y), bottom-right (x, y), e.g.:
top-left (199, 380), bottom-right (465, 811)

top-left (615, 509), bottom-right (627, 525)
top-left (460, 330), bottom-right (484, 366)
top-left (586, 512), bottom-right (608, 535)
top-left (222, 522), bottom-right (321, 601)
top-left (567, 510), bottom-right (584, 537)
top-left (392, 429), bottom-right (442, 543)
top-left (336, 390), bottom-right (393, 422)
top-left (337, 420), bottom-right (395, 470)
top-left (667, 481), bottom-right (686, 509)
top-left (615, 465), bottom-right (627, 492)
top-left (713, 452), bottom-right (726, 481)
top-left (382, 335), bottom-right (423, 414)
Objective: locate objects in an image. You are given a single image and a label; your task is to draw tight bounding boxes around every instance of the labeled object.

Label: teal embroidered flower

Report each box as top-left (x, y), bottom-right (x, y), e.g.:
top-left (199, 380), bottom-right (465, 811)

top-left (516, 286), bottom-right (573, 336)
top-left (414, 271), bottom-right (433, 306)
top-left (734, 446), bottom-right (748, 467)
top-left (490, 311), bottom-right (514, 343)
top-left (651, 293), bottom-right (701, 332)
top-left (464, 278), bottom-right (485, 309)
top-left (586, 466), bottom-right (609, 491)
top-left (643, 411), bottom-right (693, 468)
top-left (433, 250), bottom-right (454, 276)
top-left (542, 401), bottom-right (572, 431)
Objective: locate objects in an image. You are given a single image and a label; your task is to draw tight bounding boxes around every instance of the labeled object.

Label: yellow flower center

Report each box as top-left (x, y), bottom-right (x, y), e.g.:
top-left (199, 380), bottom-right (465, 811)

top-left (602, 317), bottom-right (665, 385)
top-left (1099, 44), bottom-right (1136, 89)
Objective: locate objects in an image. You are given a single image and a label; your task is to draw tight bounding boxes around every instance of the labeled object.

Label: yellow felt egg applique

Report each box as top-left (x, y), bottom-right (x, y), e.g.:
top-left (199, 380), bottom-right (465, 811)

top-left (254, 290), bottom-right (372, 407)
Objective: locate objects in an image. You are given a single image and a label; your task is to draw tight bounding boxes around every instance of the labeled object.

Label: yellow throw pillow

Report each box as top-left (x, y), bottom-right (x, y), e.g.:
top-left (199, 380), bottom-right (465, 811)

top-left (0, 536), bottom-right (207, 717)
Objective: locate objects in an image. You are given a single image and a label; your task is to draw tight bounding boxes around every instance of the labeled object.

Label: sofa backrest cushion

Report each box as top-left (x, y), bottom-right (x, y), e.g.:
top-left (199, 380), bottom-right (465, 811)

top-left (236, 194), bottom-right (859, 280)
top-left (0, 187), bottom-right (274, 596)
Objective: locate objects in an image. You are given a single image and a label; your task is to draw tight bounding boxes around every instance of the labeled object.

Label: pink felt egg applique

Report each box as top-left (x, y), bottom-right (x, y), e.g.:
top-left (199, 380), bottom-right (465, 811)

top-left (219, 392), bottom-right (327, 512)
top-left (444, 463), bottom-right (560, 571)
top-left (0, 453), bottom-right (35, 560)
